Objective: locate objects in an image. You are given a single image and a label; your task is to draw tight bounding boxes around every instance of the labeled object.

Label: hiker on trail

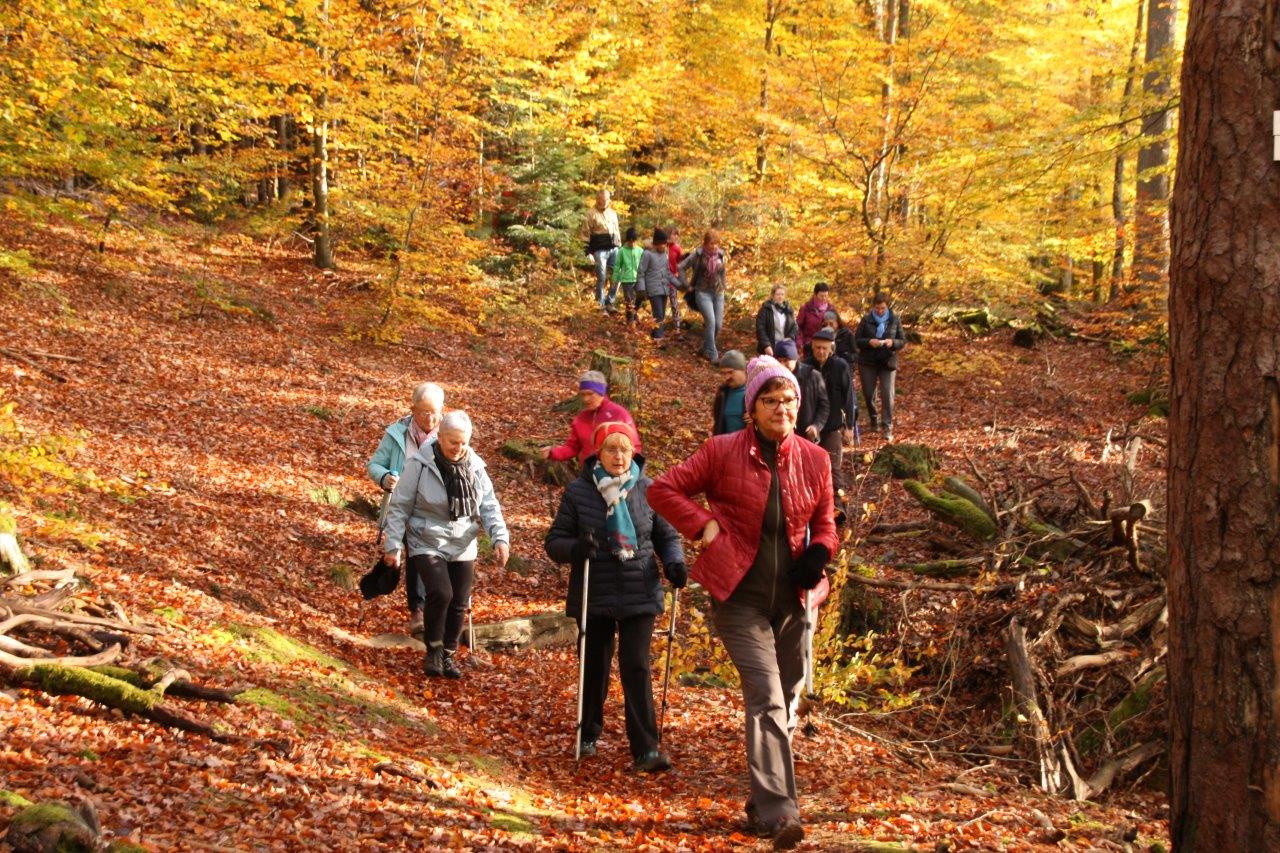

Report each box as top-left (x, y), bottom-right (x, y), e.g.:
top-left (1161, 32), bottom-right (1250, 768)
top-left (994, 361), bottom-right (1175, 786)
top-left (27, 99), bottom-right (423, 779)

top-left (636, 228), bottom-right (680, 340)
top-left (773, 339), bottom-right (828, 445)
top-left (367, 381), bottom-right (444, 638)
top-left (382, 411), bottom-right (510, 679)
top-left (854, 291), bottom-right (906, 442)
top-left (712, 350), bottom-right (748, 436)
top-left (614, 227), bottom-right (644, 325)
top-left (541, 372), bottom-right (641, 465)
top-left (796, 283), bottom-right (833, 354)
top-left (648, 355), bottom-right (838, 851)
top-left (544, 421), bottom-right (686, 772)
top-left (666, 226), bottom-right (684, 334)
top-left (678, 230), bottom-right (727, 363)
top-left (822, 308), bottom-right (857, 365)
top-left (584, 189), bottom-right (622, 312)
top-left (805, 329), bottom-right (857, 524)
top-left (754, 284), bottom-right (799, 356)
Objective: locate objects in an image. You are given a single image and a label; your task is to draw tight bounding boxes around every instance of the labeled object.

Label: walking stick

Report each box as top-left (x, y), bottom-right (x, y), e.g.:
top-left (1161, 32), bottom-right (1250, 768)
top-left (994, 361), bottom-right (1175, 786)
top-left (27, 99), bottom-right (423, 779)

top-left (466, 594), bottom-right (475, 651)
top-left (657, 588), bottom-right (679, 746)
top-left (574, 557), bottom-right (591, 761)
top-left (803, 589), bottom-right (816, 697)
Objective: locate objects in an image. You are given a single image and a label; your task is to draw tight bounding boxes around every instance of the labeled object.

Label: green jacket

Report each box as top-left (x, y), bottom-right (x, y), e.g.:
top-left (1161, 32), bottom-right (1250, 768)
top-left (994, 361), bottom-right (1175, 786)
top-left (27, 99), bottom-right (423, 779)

top-left (614, 244), bottom-right (643, 284)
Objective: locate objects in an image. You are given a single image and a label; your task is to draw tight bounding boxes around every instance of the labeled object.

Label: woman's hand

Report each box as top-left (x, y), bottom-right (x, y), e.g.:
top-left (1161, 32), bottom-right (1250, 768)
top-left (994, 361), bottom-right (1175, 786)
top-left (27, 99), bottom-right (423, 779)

top-left (764, 345), bottom-right (773, 356)
top-left (382, 473), bottom-right (399, 491)
top-left (701, 519), bottom-right (721, 547)
top-left (383, 550), bottom-right (401, 568)
top-left (539, 446), bottom-right (552, 460)
top-left (494, 543), bottom-right (510, 568)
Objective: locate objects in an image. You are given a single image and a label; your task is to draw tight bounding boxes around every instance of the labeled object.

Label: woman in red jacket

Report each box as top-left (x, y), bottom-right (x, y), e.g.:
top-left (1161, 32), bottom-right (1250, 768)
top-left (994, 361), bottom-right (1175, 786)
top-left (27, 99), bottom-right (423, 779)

top-left (541, 371), bottom-right (641, 466)
top-left (648, 355), bottom-right (837, 851)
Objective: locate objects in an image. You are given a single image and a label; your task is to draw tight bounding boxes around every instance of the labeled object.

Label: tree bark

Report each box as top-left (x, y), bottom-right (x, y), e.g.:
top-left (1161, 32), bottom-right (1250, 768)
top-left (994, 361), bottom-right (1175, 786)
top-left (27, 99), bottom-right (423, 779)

top-left (311, 0), bottom-right (335, 270)
top-left (1131, 0), bottom-right (1178, 291)
top-left (1168, 0), bottom-right (1280, 845)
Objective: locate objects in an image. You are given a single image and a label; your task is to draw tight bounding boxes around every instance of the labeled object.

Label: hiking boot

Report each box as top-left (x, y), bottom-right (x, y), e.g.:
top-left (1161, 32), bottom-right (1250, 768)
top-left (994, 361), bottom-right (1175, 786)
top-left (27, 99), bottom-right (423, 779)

top-left (578, 740), bottom-right (597, 758)
top-left (423, 644), bottom-right (444, 677)
top-left (633, 750), bottom-right (672, 773)
top-left (407, 609), bottom-right (424, 639)
top-left (883, 427), bottom-right (894, 442)
top-left (744, 803), bottom-right (769, 837)
top-left (441, 650), bottom-right (462, 679)
top-left (770, 817), bottom-right (804, 851)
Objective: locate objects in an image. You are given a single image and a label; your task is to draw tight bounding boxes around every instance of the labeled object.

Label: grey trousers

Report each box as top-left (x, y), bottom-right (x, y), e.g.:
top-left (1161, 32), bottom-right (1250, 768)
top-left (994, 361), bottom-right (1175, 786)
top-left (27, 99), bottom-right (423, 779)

top-left (858, 364), bottom-right (896, 429)
top-left (711, 594), bottom-right (809, 825)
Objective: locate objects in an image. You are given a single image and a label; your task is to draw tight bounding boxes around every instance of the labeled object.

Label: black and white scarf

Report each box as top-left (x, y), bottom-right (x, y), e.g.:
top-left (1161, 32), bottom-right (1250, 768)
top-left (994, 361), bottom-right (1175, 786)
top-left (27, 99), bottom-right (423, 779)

top-left (432, 442), bottom-right (478, 521)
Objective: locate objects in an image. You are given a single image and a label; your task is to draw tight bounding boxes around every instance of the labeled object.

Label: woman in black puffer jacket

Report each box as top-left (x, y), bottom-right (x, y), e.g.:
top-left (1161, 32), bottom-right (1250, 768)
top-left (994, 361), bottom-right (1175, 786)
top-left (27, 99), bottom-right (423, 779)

top-left (544, 421), bottom-right (686, 772)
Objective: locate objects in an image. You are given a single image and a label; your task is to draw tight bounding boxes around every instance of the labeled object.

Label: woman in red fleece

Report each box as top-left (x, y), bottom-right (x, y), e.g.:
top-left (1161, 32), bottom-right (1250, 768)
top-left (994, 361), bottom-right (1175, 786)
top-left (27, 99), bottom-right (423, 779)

top-left (541, 371), bottom-right (641, 466)
top-left (648, 355), bottom-right (836, 851)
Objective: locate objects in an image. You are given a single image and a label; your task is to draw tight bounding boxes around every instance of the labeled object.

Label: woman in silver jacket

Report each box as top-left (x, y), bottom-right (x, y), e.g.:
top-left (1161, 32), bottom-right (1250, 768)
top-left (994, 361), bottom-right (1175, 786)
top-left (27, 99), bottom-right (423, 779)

top-left (382, 411), bottom-right (510, 678)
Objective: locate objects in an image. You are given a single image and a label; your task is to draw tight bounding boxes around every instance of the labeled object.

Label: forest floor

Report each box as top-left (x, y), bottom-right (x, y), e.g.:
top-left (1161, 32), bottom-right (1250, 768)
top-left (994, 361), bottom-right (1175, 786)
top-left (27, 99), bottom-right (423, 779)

top-left (0, 212), bottom-right (1169, 851)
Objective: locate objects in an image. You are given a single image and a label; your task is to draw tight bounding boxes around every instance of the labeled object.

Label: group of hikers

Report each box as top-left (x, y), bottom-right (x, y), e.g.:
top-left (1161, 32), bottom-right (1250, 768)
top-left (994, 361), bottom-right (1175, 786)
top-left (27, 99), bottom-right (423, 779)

top-left (360, 209), bottom-right (908, 850)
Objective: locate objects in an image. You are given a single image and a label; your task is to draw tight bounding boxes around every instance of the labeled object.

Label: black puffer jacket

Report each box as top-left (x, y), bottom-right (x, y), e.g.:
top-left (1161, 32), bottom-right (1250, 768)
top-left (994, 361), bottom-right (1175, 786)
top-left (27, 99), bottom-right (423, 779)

top-left (545, 455), bottom-right (685, 620)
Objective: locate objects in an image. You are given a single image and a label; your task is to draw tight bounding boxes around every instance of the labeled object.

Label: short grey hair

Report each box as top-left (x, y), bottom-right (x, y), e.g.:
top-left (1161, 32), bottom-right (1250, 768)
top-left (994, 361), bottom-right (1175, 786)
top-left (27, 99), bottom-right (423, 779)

top-left (438, 410), bottom-right (472, 436)
top-left (579, 370), bottom-right (607, 387)
top-left (411, 382), bottom-right (444, 409)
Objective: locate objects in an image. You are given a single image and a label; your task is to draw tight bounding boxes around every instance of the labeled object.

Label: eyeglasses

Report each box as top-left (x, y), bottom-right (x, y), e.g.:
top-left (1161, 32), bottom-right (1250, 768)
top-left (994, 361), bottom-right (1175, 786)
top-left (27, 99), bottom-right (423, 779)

top-left (758, 394), bottom-right (799, 410)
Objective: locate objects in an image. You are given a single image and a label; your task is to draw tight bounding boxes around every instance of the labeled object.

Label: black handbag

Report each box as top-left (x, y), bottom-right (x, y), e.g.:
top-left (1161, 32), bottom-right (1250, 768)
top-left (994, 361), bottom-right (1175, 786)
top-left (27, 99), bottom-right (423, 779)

top-left (359, 558), bottom-right (400, 600)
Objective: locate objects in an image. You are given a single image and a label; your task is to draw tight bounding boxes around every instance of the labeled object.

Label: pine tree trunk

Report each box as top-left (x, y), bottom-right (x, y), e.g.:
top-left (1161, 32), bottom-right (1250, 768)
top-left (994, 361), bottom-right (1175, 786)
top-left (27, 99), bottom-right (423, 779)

top-left (1168, 0), bottom-right (1280, 846)
top-left (1131, 0), bottom-right (1177, 291)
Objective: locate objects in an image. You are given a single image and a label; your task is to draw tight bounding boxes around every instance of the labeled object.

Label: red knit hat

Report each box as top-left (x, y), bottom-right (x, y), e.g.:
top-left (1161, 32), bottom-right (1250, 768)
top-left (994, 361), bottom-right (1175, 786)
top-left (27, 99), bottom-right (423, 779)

top-left (592, 421), bottom-right (639, 453)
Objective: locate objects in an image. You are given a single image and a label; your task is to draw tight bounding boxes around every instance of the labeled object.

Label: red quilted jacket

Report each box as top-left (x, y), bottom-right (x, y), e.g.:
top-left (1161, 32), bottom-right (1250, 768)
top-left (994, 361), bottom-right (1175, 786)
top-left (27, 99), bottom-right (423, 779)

top-left (648, 428), bottom-right (837, 606)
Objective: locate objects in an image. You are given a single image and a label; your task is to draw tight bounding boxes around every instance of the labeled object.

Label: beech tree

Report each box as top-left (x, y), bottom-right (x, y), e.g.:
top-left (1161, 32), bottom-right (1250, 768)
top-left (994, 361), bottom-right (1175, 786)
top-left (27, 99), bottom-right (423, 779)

top-left (1168, 0), bottom-right (1280, 847)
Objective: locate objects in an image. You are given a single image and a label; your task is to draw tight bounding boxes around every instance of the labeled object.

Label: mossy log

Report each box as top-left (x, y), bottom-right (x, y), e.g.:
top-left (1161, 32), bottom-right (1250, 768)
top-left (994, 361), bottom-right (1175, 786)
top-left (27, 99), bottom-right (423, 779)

top-left (590, 350), bottom-right (638, 413)
top-left (15, 663), bottom-right (236, 742)
top-left (903, 480), bottom-right (998, 541)
top-left (942, 476), bottom-right (996, 523)
top-left (902, 557), bottom-right (984, 578)
top-left (7, 800), bottom-right (97, 853)
top-left (87, 664), bottom-right (242, 703)
top-left (1024, 518), bottom-right (1087, 560)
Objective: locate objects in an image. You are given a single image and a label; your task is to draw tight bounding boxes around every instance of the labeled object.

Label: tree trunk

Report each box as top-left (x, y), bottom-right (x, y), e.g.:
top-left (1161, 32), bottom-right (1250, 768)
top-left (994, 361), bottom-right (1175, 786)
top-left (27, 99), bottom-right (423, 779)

top-left (755, 0), bottom-right (779, 183)
top-left (1131, 0), bottom-right (1178, 292)
top-left (589, 350), bottom-right (639, 414)
top-left (274, 114), bottom-right (291, 199)
top-left (1110, 0), bottom-right (1146, 297)
top-left (1168, 0), bottom-right (1280, 846)
top-left (311, 0), bottom-right (335, 270)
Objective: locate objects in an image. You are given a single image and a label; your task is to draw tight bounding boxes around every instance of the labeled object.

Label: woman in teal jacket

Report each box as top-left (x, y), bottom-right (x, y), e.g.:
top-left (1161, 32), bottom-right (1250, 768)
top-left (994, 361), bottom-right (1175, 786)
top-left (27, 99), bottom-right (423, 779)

top-left (367, 382), bottom-right (444, 635)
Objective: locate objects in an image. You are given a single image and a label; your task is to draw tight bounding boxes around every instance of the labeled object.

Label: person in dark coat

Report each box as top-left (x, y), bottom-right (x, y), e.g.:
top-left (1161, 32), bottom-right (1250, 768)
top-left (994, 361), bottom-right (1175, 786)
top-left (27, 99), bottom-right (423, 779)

top-left (544, 421), bottom-right (686, 772)
top-left (754, 285), bottom-right (799, 355)
top-left (853, 292), bottom-right (907, 441)
top-left (821, 308), bottom-right (857, 365)
top-left (773, 339), bottom-right (828, 444)
top-left (712, 350), bottom-right (749, 435)
top-left (806, 329), bottom-right (856, 523)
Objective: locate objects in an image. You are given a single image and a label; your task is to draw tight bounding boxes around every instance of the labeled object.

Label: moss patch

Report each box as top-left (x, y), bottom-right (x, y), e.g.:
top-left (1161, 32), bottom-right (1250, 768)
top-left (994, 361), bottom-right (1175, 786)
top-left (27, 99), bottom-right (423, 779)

top-left (238, 687), bottom-right (316, 724)
top-left (225, 623), bottom-right (349, 670)
top-left (20, 664), bottom-right (161, 713)
top-left (871, 444), bottom-right (937, 480)
top-left (0, 789), bottom-right (33, 808)
top-left (9, 801), bottom-right (96, 851)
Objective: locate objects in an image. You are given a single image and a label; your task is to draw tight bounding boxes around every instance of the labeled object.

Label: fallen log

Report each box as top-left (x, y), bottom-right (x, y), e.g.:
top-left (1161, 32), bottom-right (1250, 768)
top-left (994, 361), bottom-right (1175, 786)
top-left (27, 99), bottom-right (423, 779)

top-left (1055, 648), bottom-right (1134, 679)
top-left (904, 479), bottom-right (997, 541)
top-left (942, 476), bottom-right (996, 523)
top-left (846, 573), bottom-right (978, 594)
top-left (902, 557), bottom-right (984, 578)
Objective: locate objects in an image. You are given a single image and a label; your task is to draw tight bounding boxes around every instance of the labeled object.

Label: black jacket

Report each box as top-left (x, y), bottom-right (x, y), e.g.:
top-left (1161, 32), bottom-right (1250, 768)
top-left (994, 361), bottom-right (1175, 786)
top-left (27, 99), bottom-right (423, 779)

top-left (805, 354), bottom-right (856, 434)
top-left (834, 326), bottom-right (856, 364)
top-left (545, 456), bottom-right (684, 620)
top-left (854, 310), bottom-right (907, 369)
top-left (793, 363), bottom-right (829, 442)
top-left (754, 301), bottom-right (799, 354)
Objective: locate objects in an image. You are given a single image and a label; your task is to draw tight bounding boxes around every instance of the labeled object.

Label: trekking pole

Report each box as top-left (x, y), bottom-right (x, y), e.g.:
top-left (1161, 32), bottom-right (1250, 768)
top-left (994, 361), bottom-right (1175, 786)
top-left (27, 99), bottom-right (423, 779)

top-left (466, 594), bottom-right (475, 652)
top-left (803, 589), bottom-right (816, 697)
top-left (657, 588), bottom-right (679, 746)
top-left (574, 557), bottom-right (591, 761)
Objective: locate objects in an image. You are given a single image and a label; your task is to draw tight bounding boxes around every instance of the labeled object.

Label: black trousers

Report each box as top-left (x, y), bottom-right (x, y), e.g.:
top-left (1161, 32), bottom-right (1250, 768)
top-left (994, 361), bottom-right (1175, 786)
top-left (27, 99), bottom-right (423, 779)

top-left (580, 612), bottom-right (659, 760)
top-left (410, 554), bottom-right (475, 651)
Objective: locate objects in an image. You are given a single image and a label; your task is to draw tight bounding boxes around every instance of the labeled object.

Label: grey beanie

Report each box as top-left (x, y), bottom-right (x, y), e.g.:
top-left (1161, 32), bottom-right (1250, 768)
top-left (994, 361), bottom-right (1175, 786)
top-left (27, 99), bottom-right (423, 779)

top-left (719, 350), bottom-right (747, 371)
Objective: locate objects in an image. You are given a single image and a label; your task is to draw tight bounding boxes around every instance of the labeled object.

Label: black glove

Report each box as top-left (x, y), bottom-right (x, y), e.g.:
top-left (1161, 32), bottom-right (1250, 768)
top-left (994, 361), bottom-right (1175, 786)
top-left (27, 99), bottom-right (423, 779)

top-left (789, 543), bottom-right (830, 590)
top-left (570, 530), bottom-right (598, 562)
top-left (663, 562), bottom-right (688, 589)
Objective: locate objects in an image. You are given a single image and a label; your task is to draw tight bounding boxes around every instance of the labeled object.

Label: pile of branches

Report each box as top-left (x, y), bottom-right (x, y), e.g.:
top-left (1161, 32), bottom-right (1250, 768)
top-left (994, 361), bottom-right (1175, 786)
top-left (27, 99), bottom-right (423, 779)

top-left (856, 442), bottom-right (1166, 800)
top-left (0, 531), bottom-right (246, 742)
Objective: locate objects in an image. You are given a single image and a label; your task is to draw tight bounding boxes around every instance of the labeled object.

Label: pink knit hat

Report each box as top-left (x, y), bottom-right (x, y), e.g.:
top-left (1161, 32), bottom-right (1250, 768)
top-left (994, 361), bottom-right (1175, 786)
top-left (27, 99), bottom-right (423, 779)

top-left (744, 355), bottom-right (801, 411)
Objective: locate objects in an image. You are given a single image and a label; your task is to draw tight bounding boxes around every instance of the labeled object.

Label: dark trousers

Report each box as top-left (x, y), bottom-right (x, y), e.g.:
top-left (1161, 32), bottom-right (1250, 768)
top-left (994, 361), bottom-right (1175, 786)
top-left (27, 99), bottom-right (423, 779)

top-left (410, 554), bottom-right (475, 651)
top-left (648, 293), bottom-right (668, 338)
top-left (580, 613), bottom-right (659, 760)
top-left (406, 570), bottom-right (426, 614)
top-left (819, 429), bottom-right (846, 492)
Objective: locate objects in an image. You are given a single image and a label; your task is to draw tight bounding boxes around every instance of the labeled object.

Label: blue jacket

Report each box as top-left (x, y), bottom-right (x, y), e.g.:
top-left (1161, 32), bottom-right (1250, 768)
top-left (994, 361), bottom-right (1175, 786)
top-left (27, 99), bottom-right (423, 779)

top-left (367, 416), bottom-right (412, 488)
top-left (382, 442), bottom-right (509, 562)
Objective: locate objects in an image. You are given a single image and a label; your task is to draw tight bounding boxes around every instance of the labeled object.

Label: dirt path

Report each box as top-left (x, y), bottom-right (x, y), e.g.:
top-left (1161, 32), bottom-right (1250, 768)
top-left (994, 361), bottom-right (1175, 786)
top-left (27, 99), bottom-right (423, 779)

top-left (0, 215), bottom-right (1168, 850)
